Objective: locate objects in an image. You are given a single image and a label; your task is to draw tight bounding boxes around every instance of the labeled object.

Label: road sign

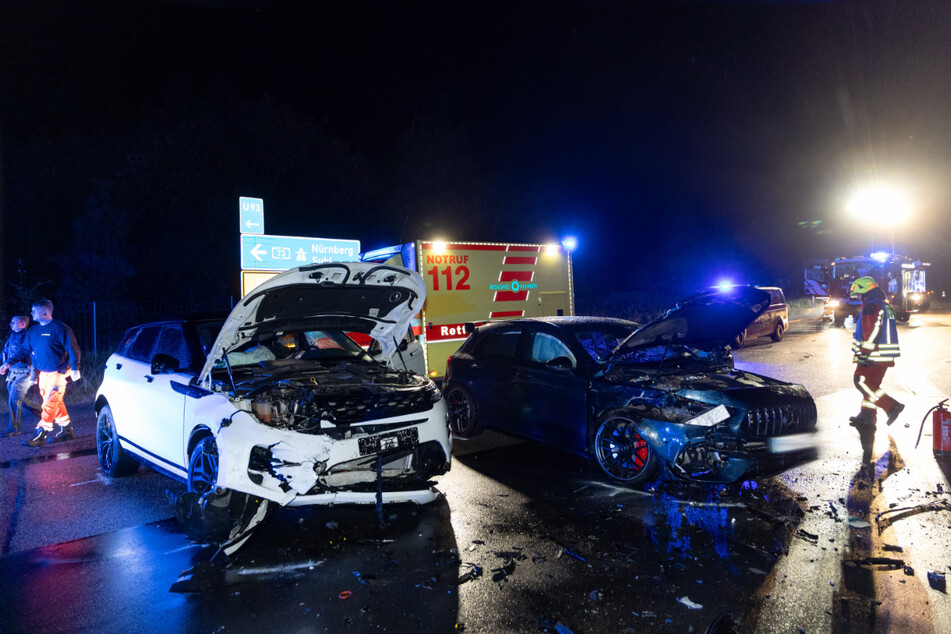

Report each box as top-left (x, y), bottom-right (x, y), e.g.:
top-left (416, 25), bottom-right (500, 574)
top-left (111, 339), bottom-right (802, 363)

top-left (240, 234), bottom-right (361, 271)
top-left (239, 197), bottom-right (265, 234)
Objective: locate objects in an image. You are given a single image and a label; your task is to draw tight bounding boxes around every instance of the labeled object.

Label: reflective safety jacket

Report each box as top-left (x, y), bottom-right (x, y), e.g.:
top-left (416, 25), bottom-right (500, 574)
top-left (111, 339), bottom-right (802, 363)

top-left (851, 292), bottom-right (899, 365)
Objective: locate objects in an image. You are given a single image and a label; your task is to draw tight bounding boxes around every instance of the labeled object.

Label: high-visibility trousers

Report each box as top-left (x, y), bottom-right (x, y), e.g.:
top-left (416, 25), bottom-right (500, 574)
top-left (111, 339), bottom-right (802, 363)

top-left (37, 371), bottom-right (70, 432)
top-left (853, 363), bottom-right (898, 417)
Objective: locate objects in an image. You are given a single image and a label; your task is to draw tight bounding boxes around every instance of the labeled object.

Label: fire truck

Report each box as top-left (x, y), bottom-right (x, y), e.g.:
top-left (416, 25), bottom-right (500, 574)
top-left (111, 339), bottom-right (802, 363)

top-left (806, 253), bottom-right (931, 325)
top-left (361, 240), bottom-right (575, 379)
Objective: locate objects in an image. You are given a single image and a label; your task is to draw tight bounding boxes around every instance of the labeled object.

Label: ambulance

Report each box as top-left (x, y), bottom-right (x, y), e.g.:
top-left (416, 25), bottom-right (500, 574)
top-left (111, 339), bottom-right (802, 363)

top-left (361, 241), bottom-right (575, 380)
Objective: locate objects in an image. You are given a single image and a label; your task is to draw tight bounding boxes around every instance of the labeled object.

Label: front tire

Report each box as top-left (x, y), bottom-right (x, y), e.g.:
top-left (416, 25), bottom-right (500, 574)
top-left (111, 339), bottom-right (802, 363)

top-left (188, 436), bottom-right (219, 495)
top-left (593, 417), bottom-right (656, 484)
top-left (445, 384), bottom-right (481, 438)
top-left (732, 329), bottom-right (747, 349)
top-left (96, 405), bottom-right (138, 477)
top-left (770, 321), bottom-right (785, 342)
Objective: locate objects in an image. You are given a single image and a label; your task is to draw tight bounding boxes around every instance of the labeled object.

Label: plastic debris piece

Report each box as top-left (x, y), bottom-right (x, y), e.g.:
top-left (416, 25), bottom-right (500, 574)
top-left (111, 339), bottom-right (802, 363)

top-left (326, 521), bottom-right (339, 530)
top-left (338, 590), bottom-right (352, 599)
top-left (553, 623), bottom-right (573, 634)
top-left (904, 566), bottom-right (915, 576)
top-left (352, 571), bottom-right (366, 585)
top-left (928, 571), bottom-right (947, 593)
top-left (844, 557), bottom-right (904, 570)
top-left (795, 529), bottom-right (819, 544)
top-left (457, 563), bottom-right (483, 585)
top-left (847, 516), bottom-right (872, 529)
top-left (883, 544), bottom-right (903, 552)
top-left (588, 590), bottom-right (603, 602)
top-left (557, 548), bottom-right (587, 562)
top-left (677, 596), bottom-right (703, 609)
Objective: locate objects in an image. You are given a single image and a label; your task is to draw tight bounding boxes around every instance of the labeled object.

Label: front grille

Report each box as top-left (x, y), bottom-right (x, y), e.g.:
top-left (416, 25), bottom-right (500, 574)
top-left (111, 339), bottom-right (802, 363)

top-left (741, 399), bottom-right (817, 437)
top-left (325, 389), bottom-right (434, 424)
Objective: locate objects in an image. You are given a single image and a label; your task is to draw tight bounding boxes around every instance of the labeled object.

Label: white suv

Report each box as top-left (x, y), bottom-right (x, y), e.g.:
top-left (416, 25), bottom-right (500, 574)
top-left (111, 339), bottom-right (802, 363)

top-left (95, 262), bottom-right (451, 554)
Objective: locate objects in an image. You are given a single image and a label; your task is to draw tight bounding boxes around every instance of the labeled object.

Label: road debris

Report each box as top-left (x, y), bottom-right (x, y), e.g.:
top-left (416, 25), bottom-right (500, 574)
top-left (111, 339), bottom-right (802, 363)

top-left (338, 590), bottom-right (352, 599)
top-left (843, 558), bottom-right (905, 570)
top-left (847, 517), bottom-right (871, 529)
top-left (457, 563), bottom-right (483, 585)
top-left (795, 529), bottom-right (819, 544)
top-left (882, 544), bottom-right (903, 552)
top-left (875, 499), bottom-right (951, 533)
top-left (928, 571), bottom-right (947, 593)
top-left (677, 596), bottom-right (703, 609)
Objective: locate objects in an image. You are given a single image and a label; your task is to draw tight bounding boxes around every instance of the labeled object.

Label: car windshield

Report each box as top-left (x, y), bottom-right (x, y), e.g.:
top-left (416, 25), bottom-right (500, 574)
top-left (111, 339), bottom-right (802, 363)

top-left (607, 343), bottom-right (716, 375)
top-left (571, 326), bottom-right (637, 363)
top-left (220, 329), bottom-right (372, 368)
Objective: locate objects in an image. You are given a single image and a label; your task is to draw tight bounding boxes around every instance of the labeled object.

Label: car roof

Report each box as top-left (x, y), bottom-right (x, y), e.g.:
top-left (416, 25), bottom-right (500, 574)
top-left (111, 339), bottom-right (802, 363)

top-left (475, 316), bottom-right (640, 332)
top-left (128, 312), bottom-right (229, 329)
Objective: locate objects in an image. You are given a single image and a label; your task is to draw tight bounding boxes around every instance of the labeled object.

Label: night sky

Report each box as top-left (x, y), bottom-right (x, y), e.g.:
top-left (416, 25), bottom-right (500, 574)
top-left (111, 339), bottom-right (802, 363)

top-left (3, 0), bottom-right (951, 310)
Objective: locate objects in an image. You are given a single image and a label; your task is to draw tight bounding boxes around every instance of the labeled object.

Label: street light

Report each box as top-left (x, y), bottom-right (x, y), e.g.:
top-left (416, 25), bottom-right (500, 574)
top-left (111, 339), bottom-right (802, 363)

top-left (846, 184), bottom-right (912, 254)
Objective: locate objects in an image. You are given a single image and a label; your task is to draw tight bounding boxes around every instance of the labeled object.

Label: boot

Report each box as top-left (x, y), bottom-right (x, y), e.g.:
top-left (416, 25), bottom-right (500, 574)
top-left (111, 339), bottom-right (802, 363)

top-left (22, 427), bottom-right (48, 448)
top-left (885, 403), bottom-right (905, 426)
top-left (51, 424), bottom-right (74, 443)
top-left (849, 410), bottom-right (876, 428)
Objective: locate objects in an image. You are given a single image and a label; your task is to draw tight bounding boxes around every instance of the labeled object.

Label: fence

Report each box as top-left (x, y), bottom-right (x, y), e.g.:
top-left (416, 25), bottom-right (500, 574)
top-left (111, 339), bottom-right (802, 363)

top-left (55, 297), bottom-right (234, 359)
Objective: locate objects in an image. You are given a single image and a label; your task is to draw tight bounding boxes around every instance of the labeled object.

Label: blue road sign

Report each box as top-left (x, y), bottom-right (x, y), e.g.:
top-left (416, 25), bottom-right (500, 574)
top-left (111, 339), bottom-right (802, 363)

top-left (239, 197), bottom-right (265, 234)
top-left (240, 234), bottom-right (361, 271)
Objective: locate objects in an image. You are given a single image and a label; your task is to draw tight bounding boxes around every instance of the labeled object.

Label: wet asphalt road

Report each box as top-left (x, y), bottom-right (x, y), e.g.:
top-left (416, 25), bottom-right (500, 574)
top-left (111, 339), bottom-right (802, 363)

top-left (1, 305), bottom-right (951, 633)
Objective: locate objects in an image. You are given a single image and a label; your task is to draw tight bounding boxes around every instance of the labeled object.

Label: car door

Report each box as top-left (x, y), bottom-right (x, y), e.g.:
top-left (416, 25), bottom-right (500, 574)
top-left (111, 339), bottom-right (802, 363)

top-left (469, 328), bottom-right (522, 429)
top-left (133, 325), bottom-right (191, 473)
top-left (107, 325), bottom-right (162, 453)
top-left (511, 329), bottom-right (588, 452)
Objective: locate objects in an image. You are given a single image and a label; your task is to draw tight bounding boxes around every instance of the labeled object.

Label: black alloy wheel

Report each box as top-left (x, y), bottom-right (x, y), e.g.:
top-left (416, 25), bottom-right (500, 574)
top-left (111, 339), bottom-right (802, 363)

top-left (188, 436), bottom-right (219, 495)
top-left (96, 405), bottom-right (138, 477)
top-left (594, 417), bottom-right (656, 484)
top-left (445, 384), bottom-right (481, 438)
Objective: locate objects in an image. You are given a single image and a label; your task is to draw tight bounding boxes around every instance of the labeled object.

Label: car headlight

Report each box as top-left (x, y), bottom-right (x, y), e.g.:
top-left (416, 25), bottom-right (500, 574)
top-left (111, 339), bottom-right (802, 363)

top-left (827, 299), bottom-right (840, 308)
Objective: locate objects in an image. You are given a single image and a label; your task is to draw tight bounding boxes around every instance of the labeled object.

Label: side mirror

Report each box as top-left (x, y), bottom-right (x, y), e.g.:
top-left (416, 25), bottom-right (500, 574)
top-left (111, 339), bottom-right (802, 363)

top-left (151, 353), bottom-right (180, 374)
top-left (545, 356), bottom-right (573, 371)
top-left (399, 339), bottom-right (409, 352)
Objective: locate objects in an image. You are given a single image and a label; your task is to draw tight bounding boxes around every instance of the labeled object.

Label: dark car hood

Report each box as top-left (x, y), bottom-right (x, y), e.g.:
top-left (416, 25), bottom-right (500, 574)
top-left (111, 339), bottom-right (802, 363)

top-left (610, 286), bottom-right (771, 357)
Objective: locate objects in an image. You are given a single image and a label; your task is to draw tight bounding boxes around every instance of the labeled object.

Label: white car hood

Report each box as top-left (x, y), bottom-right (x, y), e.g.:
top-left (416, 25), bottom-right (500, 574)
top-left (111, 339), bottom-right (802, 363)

top-left (199, 262), bottom-right (426, 386)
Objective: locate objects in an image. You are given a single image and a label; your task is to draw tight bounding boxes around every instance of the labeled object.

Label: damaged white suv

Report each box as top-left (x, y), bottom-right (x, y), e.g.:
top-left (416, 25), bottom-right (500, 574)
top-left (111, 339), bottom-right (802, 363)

top-left (95, 262), bottom-right (451, 554)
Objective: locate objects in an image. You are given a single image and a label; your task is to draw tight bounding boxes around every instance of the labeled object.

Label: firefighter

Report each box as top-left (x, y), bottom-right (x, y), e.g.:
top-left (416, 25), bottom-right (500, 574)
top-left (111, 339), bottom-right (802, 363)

top-left (848, 276), bottom-right (904, 430)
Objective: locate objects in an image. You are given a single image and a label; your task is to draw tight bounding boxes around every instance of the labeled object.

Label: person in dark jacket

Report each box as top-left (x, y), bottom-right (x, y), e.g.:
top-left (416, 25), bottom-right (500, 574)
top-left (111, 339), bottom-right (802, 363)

top-left (2, 315), bottom-right (34, 435)
top-left (0, 299), bottom-right (81, 447)
top-left (848, 277), bottom-right (904, 439)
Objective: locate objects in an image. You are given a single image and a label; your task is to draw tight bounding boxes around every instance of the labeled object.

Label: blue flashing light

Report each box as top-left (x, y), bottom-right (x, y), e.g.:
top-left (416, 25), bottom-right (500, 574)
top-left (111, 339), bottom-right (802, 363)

top-left (716, 281), bottom-right (733, 292)
top-left (561, 236), bottom-right (578, 251)
top-left (870, 251), bottom-right (889, 262)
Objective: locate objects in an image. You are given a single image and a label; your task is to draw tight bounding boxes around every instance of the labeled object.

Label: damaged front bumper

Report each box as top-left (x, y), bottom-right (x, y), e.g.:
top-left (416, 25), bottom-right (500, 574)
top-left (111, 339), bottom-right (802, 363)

top-left (214, 402), bottom-right (451, 507)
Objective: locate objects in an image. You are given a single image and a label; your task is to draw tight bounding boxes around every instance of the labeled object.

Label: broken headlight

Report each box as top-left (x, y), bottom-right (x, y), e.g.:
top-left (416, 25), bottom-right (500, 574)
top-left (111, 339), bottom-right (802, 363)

top-left (251, 384), bottom-right (324, 431)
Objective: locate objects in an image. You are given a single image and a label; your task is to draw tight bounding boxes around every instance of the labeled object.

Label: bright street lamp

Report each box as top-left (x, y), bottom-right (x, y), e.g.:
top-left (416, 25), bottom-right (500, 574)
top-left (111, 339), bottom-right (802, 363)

top-left (846, 184), bottom-right (913, 253)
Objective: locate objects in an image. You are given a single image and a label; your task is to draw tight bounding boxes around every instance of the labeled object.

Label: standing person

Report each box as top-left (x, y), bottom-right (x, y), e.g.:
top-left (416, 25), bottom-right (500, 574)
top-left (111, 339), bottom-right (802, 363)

top-left (848, 277), bottom-right (904, 431)
top-left (0, 299), bottom-right (81, 447)
top-left (2, 315), bottom-right (33, 436)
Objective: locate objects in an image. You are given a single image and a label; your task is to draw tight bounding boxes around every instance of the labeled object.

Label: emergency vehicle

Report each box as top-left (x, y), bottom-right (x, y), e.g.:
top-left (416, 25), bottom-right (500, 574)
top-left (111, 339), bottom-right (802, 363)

top-left (361, 241), bottom-right (575, 379)
top-left (805, 253), bottom-right (931, 325)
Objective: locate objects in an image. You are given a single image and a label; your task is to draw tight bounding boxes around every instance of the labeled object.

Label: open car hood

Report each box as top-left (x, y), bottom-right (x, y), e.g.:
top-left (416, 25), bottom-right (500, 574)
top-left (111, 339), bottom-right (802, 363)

top-left (199, 262), bottom-right (425, 385)
top-left (609, 285), bottom-right (771, 358)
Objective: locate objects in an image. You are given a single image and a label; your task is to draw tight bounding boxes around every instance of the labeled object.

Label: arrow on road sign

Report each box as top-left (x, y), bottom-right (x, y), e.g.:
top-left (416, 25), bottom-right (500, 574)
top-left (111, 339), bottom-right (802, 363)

top-left (250, 244), bottom-right (267, 261)
top-left (245, 220), bottom-right (260, 230)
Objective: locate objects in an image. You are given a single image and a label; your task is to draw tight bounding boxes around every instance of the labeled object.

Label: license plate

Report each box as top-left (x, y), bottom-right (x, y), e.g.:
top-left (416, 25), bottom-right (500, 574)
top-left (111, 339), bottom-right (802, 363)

top-left (359, 428), bottom-right (419, 456)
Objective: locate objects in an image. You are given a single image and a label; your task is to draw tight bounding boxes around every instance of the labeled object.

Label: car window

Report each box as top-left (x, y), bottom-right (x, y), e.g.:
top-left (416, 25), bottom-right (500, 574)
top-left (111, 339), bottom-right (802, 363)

top-left (156, 326), bottom-right (191, 370)
top-left (527, 332), bottom-right (576, 368)
top-left (574, 329), bottom-right (629, 363)
top-left (479, 330), bottom-right (521, 360)
top-left (195, 321), bottom-right (223, 355)
top-left (770, 290), bottom-right (785, 306)
top-left (126, 326), bottom-right (161, 362)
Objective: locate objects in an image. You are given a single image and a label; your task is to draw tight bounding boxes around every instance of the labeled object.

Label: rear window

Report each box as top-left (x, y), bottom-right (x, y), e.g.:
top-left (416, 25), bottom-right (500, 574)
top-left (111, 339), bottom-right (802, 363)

top-left (769, 290), bottom-right (785, 306)
top-left (479, 330), bottom-right (520, 360)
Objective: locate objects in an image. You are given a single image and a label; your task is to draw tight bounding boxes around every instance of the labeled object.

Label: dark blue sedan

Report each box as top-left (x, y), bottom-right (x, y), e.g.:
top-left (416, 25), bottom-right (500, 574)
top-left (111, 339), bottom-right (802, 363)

top-left (444, 286), bottom-right (817, 486)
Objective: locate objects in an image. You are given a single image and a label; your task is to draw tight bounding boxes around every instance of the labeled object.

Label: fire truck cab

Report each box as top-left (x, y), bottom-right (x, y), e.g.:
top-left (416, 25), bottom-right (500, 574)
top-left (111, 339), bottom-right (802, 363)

top-left (822, 253), bottom-right (930, 325)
